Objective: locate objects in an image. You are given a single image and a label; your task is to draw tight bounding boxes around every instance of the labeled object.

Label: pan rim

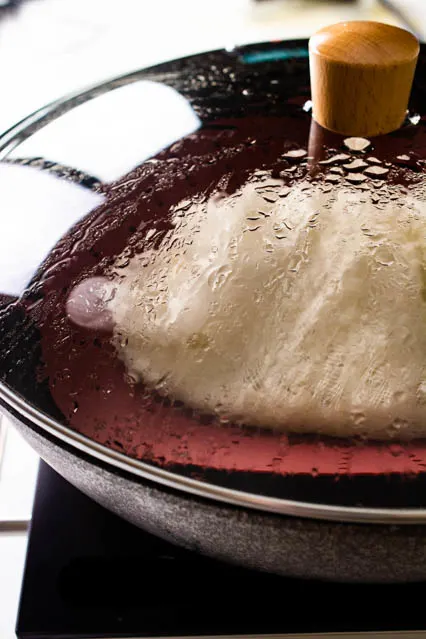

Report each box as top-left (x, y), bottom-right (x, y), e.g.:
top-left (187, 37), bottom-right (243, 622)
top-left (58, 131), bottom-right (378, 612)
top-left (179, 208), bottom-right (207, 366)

top-left (3, 380), bottom-right (426, 525)
top-left (2, 41), bottom-right (426, 525)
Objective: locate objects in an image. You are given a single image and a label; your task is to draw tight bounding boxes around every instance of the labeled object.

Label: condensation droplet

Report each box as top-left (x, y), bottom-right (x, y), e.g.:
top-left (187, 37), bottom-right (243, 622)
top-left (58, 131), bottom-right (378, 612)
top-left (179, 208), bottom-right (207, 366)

top-left (375, 246), bottom-right (394, 266)
top-left (283, 149), bottom-right (307, 160)
top-left (125, 371), bottom-right (139, 384)
top-left (279, 186), bottom-right (291, 198)
top-left (261, 193), bottom-right (279, 204)
top-left (389, 443), bottom-right (403, 457)
top-left (361, 224), bottom-right (373, 237)
top-left (391, 418), bottom-right (408, 431)
top-left (115, 255), bottom-right (130, 269)
top-left (346, 173), bottom-right (367, 184)
top-left (409, 113), bottom-right (421, 125)
top-left (344, 137), bottom-right (371, 152)
top-left (288, 253), bottom-right (303, 273)
top-left (325, 175), bottom-right (340, 183)
top-left (207, 264), bottom-right (232, 290)
top-left (364, 166), bottom-right (389, 178)
top-left (319, 153), bottom-right (350, 165)
top-left (393, 390), bottom-right (407, 402)
top-left (350, 410), bottom-right (366, 426)
top-left (343, 159), bottom-right (369, 171)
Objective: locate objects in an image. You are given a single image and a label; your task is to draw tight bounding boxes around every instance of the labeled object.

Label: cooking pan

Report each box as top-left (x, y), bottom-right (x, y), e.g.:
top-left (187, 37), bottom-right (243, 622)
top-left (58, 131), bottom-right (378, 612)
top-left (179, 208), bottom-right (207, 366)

top-left (2, 33), bottom-right (426, 583)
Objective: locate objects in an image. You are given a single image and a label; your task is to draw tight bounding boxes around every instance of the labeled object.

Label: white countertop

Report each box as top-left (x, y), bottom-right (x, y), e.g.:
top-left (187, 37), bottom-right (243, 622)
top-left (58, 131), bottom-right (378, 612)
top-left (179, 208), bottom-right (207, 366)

top-left (0, 421), bottom-right (38, 639)
top-left (0, 0), bottom-right (411, 637)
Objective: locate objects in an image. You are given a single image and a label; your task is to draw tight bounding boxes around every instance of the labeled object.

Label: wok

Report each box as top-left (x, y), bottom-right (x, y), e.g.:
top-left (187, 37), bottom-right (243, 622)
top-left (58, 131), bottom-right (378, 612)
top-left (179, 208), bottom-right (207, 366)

top-left (2, 35), bottom-right (426, 583)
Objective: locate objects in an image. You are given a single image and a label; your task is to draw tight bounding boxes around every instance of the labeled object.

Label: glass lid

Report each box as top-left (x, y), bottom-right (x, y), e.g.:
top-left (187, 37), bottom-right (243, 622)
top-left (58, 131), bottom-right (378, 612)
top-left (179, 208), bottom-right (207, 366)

top-left (2, 40), bottom-right (426, 521)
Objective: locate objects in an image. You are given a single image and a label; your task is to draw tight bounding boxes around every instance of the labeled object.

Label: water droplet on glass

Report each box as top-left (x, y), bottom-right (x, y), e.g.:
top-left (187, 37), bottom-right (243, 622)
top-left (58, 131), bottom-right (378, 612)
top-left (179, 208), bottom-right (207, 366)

top-left (262, 193), bottom-right (279, 203)
top-left (350, 410), bottom-right (366, 426)
top-left (283, 149), bottom-right (307, 160)
top-left (361, 225), bottom-right (373, 237)
top-left (211, 191), bottom-right (228, 204)
top-left (115, 255), bottom-right (130, 269)
top-left (389, 443), bottom-right (403, 457)
top-left (288, 253), bottom-right (303, 273)
top-left (393, 391), bottom-right (406, 404)
top-left (207, 264), bottom-right (232, 291)
top-left (346, 173), bottom-right (367, 184)
top-left (303, 99), bottom-right (313, 112)
top-left (344, 137), bottom-right (371, 152)
top-left (321, 153), bottom-right (350, 166)
top-left (409, 113), bottom-right (421, 125)
top-left (364, 166), bottom-right (389, 178)
top-left (375, 246), bottom-right (394, 266)
top-left (325, 175), bottom-right (340, 183)
top-left (279, 186), bottom-right (291, 198)
top-left (391, 418), bottom-right (408, 432)
top-left (343, 159), bottom-right (369, 171)
top-left (353, 433), bottom-right (368, 445)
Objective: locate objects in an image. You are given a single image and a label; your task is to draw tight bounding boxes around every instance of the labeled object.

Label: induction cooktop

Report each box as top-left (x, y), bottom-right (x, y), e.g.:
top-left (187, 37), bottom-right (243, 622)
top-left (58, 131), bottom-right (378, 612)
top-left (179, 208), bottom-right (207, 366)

top-left (15, 461), bottom-right (426, 638)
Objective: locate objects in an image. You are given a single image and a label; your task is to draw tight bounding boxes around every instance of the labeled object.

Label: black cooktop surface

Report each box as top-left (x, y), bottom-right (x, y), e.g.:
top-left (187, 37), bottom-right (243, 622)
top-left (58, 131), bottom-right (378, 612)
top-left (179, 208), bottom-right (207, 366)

top-left (15, 461), bottom-right (426, 638)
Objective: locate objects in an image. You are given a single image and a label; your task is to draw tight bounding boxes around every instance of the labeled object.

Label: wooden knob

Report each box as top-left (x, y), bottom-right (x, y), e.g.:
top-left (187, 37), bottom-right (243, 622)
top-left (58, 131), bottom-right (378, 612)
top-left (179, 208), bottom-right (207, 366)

top-left (309, 21), bottom-right (420, 137)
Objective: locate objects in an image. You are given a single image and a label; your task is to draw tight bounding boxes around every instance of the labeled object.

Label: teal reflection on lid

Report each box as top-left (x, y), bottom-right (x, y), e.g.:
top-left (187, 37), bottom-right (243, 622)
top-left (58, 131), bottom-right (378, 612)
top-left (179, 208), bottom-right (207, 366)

top-left (241, 47), bottom-right (309, 64)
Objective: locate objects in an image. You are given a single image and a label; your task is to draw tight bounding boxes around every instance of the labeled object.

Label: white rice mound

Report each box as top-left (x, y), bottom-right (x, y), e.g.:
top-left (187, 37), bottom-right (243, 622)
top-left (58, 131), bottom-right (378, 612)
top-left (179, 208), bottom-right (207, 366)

top-left (105, 175), bottom-right (426, 440)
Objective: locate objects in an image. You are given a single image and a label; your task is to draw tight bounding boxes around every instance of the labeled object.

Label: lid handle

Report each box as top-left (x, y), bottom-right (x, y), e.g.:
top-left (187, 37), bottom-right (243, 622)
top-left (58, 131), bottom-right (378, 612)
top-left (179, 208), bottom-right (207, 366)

top-left (309, 21), bottom-right (420, 137)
